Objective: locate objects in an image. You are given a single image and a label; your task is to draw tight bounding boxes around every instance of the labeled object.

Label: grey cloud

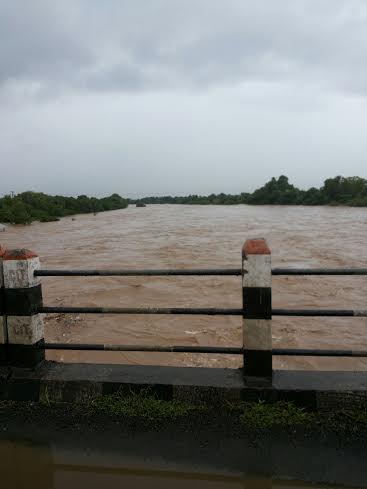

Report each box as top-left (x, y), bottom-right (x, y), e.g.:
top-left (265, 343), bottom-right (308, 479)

top-left (1, 0), bottom-right (367, 98)
top-left (0, 1), bottom-right (92, 85)
top-left (1, 0), bottom-right (367, 198)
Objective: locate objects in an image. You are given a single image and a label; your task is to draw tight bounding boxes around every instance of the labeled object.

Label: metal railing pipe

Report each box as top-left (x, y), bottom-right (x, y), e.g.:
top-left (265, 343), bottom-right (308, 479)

top-left (272, 309), bottom-right (367, 317)
top-left (39, 306), bottom-right (245, 315)
top-left (38, 306), bottom-right (367, 317)
top-left (273, 348), bottom-right (367, 357)
top-left (272, 268), bottom-right (367, 275)
top-left (35, 268), bottom-right (242, 277)
top-left (39, 343), bottom-right (243, 354)
top-left (34, 268), bottom-right (367, 277)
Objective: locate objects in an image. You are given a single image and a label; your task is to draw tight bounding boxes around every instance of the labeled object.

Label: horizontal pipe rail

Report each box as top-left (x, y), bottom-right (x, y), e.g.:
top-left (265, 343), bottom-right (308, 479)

top-left (272, 267), bottom-right (367, 275)
top-left (272, 309), bottom-right (367, 317)
top-left (39, 343), bottom-right (243, 354)
top-left (39, 306), bottom-right (367, 317)
top-left (35, 268), bottom-right (242, 277)
top-left (34, 268), bottom-right (367, 277)
top-left (37, 344), bottom-right (367, 357)
top-left (39, 306), bottom-right (245, 315)
top-left (273, 348), bottom-right (367, 357)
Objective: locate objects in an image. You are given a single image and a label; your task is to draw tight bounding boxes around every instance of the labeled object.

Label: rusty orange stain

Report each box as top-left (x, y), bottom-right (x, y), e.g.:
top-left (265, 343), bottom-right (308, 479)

top-left (2, 249), bottom-right (38, 260)
top-left (242, 238), bottom-right (271, 256)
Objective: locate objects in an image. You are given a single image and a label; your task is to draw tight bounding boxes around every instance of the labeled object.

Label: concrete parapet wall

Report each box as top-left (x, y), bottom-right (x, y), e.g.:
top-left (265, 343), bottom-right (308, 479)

top-left (1, 362), bottom-right (367, 410)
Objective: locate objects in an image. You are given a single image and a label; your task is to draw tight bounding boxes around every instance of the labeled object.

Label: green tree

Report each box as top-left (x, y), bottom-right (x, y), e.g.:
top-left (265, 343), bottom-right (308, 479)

top-left (10, 201), bottom-right (32, 224)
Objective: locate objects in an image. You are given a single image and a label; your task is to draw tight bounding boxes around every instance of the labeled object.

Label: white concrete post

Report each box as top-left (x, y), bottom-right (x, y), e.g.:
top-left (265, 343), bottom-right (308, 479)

top-left (2, 249), bottom-right (45, 367)
top-left (242, 238), bottom-right (272, 379)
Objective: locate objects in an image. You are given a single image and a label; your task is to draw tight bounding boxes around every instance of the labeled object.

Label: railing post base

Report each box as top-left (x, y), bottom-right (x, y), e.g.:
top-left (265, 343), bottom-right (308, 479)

top-left (243, 350), bottom-right (272, 379)
top-left (6, 342), bottom-right (45, 369)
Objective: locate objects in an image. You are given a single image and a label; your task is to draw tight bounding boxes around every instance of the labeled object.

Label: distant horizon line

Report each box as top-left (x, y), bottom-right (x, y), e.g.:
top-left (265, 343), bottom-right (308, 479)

top-left (1, 173), bottom-right (366, 200)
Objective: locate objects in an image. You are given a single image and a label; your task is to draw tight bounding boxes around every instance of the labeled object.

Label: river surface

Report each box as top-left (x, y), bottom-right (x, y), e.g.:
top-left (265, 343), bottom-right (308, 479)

top-left (1, 204), bottom-right (366, 370)
top-left (0, 437), bottom-right (364, 489)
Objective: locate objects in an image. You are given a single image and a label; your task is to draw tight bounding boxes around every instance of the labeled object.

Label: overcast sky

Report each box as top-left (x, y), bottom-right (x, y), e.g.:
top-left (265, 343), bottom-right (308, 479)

top-left (1, 1), bottom-right (367, 197)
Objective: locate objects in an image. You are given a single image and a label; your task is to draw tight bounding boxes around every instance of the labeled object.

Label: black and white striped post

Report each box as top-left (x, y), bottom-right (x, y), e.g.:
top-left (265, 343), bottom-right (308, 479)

top-left (2, 249), bottom-right (45, 367)
top-left (0, 246), bottom-right (6, 364)
top-left (242, 238), bottom-right (272, 380)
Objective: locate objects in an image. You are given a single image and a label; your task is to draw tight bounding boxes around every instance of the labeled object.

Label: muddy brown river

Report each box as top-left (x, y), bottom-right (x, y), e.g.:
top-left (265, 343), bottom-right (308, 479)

top-left (1, 204), bottom-right (366, 370)
top-left (1, 437), bottom-right (364, 489)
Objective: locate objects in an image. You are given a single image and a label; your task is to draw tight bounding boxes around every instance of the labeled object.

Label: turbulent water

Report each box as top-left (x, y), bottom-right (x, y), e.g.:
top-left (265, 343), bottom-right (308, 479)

top-left (1, 204), bottom-right (366, 370)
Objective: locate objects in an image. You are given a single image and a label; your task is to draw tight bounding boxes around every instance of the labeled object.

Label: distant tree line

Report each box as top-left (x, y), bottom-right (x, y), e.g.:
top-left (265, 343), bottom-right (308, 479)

top-left (0, 192), bottom-right (128, 225)
top-left (1, 175), bottom-right (366, 225)
top-left (131, 175), bottom-right (367, 207)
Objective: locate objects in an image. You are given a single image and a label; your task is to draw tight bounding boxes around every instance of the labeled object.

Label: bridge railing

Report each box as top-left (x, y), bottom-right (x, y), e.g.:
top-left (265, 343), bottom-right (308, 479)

top-left (0, 240), bottom-right (366, 379)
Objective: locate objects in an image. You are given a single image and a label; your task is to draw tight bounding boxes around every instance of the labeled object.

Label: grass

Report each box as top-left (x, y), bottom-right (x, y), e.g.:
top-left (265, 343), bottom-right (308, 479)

top-left (2, 391), bottom-right (367, 434)
top-left (227, 400), bottom-right (314, 429)
top-left (87, 389), bottom-right (202, 421)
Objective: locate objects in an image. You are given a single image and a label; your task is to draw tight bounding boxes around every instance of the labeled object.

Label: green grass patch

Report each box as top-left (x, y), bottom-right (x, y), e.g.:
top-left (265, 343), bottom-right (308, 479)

top-left (227, 400), bottom-right (314, 429)
top-left (3, 391), bottom-right (367, 434)
top-left (88, 390), bottom-right (203, 421)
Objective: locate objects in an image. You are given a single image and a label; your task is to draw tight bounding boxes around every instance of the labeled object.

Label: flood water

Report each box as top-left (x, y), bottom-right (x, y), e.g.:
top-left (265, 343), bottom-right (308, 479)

top-left (0, 437), bottom-right (364, 489)
top-left (1, 204), bottom-right (366, 370)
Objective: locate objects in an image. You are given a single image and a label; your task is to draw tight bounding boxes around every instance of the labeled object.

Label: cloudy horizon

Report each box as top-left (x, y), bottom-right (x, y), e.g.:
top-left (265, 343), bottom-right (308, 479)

top-left (1, 0), bottom-right (367, 198)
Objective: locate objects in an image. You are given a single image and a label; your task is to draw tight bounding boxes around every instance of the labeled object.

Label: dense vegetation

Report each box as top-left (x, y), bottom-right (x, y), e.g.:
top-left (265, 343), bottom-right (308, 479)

top-left (131, 175), bottom-right (367, 207)
top-left (0, 192), bottom-right (128, 224)
top-left (1, 175), bottom-right (366, 225)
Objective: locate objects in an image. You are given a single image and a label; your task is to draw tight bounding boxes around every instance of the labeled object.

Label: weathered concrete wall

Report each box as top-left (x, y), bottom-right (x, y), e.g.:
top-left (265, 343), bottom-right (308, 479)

top-left (1, 361), bottom-right (367, 410)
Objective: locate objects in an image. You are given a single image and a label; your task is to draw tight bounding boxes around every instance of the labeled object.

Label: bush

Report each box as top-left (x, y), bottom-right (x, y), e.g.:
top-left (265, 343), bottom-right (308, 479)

top-left (133, 175), bottom-right (367, 207)
top-left (0, 192), bottom-right (129, 225)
